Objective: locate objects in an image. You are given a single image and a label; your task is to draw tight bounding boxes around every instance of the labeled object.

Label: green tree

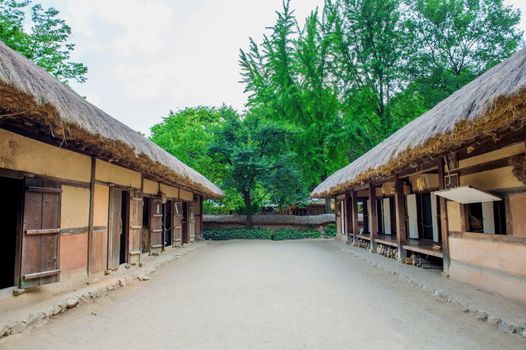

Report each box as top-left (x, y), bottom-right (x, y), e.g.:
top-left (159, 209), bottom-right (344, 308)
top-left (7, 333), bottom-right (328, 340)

top-left (210, 112), bottom-right (304, 227)
top-left (406, 0), bottom-right (523, 108)
top-left (0, 0), bottom-right (87, 83)
top-left (150, 106), bottom-right (243, 214)
top-left (240, 1), bottom-right (345, 191)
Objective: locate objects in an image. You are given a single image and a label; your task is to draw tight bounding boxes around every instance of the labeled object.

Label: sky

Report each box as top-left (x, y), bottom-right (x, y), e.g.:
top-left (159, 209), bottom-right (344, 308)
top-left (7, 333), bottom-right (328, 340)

top-left (41, 0), bottom-right (526, 135)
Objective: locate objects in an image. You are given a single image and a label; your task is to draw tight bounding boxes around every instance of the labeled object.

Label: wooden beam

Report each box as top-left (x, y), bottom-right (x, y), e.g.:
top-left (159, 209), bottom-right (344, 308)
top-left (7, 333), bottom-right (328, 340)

top-left (369, 183), bottom-right (378, 250)
top-left (456, 128), bottom-right (526, 160)
top-left (345, 192), bottom-right (352, 242)
top-left (458, 154), bottom-right (523, 176)
top-left (395, 177), bottom-right (407, 260)
top-left (437, 158), bottom-right (450, 275)
top-left (87, 156), bottom-right (96, 278)
top-left (351, 190), bottom-right (359, 243)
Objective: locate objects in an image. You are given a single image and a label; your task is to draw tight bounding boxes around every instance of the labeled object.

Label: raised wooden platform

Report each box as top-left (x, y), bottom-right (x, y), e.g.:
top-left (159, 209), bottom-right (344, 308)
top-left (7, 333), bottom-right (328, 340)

top-left (355, 234), bottom-right (372, 241)
top-left (375, 234), bottom-right (397, 247)
top-left (403, 239), bottom-right (443, 258)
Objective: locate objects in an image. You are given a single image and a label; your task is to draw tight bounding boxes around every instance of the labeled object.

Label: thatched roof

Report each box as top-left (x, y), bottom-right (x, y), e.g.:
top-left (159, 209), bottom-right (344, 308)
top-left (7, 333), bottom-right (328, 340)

top-left (0, 41), bottom-right (223, 198)
top-left (312, 48), bottom-right (526, 198)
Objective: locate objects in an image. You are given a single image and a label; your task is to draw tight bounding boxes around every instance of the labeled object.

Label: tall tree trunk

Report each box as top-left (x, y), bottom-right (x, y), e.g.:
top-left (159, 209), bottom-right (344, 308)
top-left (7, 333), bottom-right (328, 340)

top-left (243, 192), bottom-right (253, 229)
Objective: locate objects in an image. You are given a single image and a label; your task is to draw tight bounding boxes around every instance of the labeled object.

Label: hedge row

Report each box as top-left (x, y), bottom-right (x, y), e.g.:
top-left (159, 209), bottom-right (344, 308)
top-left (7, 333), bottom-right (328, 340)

top-left (203, 228), bottom-right (325, 241)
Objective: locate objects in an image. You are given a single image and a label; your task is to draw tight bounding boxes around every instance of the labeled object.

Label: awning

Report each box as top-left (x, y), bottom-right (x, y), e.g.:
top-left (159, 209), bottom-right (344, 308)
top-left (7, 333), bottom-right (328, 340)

top-left (433, 186), bottom-right (502, 204)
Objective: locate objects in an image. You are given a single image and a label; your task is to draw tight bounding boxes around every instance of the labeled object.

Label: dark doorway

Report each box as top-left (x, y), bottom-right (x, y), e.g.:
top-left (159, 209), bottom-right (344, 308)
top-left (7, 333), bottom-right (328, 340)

top-left (119, 191), bottom-right (128, 265)
top-left (420, 193), bottom-right (434, 240)
top-left (0, 177), bottom-right (23, 289)
top-left (182, 202), bottom-right (189, 244)
top-left (164, 200), bottom-right (173, 247)
top-left (376, 199), bottom-right (383, 234)
top-left (142, 197), bottom-right (150, 252)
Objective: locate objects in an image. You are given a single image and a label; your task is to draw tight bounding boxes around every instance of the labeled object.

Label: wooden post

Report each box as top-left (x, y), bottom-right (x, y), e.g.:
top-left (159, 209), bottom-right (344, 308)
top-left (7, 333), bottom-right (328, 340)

top-left (87, 157), bottom-right (96, 278)
top-left (369, 183), bottom-right (378, 250)
top-left (395, 177), bottom-right (407, 260)
top-left (345, 192), bottom-right (352, 242)
top-left (351, 189), bottom-right (359, 244)
top-left (438, 158), bottom-right (451, 276)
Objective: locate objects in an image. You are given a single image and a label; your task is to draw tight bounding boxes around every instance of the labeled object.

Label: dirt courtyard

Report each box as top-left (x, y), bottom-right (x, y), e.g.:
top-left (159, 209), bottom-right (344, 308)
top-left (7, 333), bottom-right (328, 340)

top-left (1, 240), bottom-right (524, 349)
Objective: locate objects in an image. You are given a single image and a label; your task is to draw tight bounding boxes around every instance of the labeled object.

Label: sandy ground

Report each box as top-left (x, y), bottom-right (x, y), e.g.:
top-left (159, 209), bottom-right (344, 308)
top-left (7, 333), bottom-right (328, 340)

top-left (1, 240), bottom-right (524, 350)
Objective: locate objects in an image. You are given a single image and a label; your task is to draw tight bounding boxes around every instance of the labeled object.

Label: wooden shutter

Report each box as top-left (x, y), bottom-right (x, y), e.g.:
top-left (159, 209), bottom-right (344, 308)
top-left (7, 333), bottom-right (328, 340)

top-left (128, 190), bottom-right (142, 265)
top-left (172, 201), bottom-right (183, 247)
top-left (107, 188), bottom-right (122, 270)
top-left (188, 202), bottom-right (195, 242)
top-left (150, 198), bottom-right (163, 250)
top-left (20, 178), bottom-right (61, 288)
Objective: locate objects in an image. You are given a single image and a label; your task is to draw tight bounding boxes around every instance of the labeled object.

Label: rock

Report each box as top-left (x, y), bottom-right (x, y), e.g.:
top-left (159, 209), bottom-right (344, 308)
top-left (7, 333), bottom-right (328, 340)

top-left (118, 278), bottom-right (127, 287)
top-left (487, 316), bottom-right (501, 326)
top-left (499, 321), bottom-right (515, 334)
top-left (521, 328), bottom-right (526, 338)
top-left (137, 275), bottom-right (150, 282)
top-left (474, 311), bottom-right (488, 321)
top-left (65, 297), bottom-right (79, 309)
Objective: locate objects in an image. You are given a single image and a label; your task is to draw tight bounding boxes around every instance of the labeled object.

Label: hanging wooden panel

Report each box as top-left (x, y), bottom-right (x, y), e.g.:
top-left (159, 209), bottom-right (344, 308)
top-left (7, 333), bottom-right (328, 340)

top-left (172, 201), bottom-right (183, 247)
top-left (20, 178), bottom-right (62, 289)
top-left (188, 202), bottom-right (196, 242)
top-left (128, 190), bottom-right (142, 264)
top-left (150, 198), bottom-right (163, 250)
top-left (107, 188), bottom-right (122, 270)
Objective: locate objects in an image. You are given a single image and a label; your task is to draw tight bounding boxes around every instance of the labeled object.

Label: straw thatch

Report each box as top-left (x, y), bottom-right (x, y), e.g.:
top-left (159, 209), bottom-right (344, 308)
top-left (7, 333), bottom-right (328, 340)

top-left (312, 48), bottom-right (526, 198)
top-left (0, 41), bottom-right (223, 198)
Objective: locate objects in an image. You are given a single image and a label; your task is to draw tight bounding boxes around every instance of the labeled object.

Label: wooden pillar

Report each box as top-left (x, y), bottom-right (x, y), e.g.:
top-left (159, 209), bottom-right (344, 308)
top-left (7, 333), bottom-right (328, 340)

top-left (438, 158), bottom-right (451, 276)
top-left (395, 177), bottom-right (407, 260)
top-left (351, 189), bottom-right (359, 243)
top-left (345, 193), bottom-right (352, 242)
top-left (87, 156), bottom-right (96, 278)
top-left (369, 183), bottom-right (378, 249)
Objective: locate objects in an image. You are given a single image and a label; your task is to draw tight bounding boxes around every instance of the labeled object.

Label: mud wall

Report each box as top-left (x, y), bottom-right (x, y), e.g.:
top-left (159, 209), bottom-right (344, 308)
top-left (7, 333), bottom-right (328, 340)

top-left (0, 129), bottom-right (91, 182)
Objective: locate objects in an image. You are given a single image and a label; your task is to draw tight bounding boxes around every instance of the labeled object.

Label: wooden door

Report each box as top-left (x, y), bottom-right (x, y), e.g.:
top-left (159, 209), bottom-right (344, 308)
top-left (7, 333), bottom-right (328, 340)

top-left (172, 201), bottom-right (183, 247)
top-left (188, 202), bottom-right (196, 242)
top-left (107, 188), bottom-right (122, 270)
top-left (128, 190), bottom-right (142, 265)
top-left (150, 198), bottom-right (163, 250)
top-left (20, 178), bottom-right (61, 289)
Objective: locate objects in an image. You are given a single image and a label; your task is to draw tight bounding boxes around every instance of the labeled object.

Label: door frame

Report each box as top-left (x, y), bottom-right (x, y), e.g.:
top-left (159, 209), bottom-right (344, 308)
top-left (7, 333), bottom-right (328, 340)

top-left (107, 187), bottom-right (130, 269)
top-left (0, 173), bottom-right (25, 290)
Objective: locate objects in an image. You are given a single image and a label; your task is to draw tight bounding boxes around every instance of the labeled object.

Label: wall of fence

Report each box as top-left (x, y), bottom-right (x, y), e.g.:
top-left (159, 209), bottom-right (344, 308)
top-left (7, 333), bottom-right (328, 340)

top-left (203, 214), bottom-right (335, 231)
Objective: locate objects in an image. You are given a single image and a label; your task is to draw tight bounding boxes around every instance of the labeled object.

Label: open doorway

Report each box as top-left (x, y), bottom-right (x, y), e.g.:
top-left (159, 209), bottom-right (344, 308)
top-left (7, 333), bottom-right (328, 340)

top-left (141, 197), bottom-right (151, 253)
top-left (119, 191), bottom-right (129, 264)
top-left (182, 202), bottom-right (189, 244)
top-left (0, 176), bottom-right (23, 290)
top-left (164, 200), bottom-right (173, 247)
top-left (108, 188), bottom-right (129, 269)
top-left (419, 193), bottom-right (434, 240)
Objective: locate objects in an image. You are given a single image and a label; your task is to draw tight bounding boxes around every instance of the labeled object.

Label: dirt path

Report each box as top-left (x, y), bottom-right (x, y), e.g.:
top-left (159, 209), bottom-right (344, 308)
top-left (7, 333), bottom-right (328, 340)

top-left (1, 240), bottom-right (524, 349)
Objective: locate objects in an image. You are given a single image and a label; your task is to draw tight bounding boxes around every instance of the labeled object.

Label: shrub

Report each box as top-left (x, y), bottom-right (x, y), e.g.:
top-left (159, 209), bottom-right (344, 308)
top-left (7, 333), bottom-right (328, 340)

top-left (302, 229), bottom-right (321, 239)
top-left (323, 223), bottom-right (336, 237)
top-left (203, 228), bottom-right (322, 241)
top-left (203, 228), bottom-right (273, 241)
top-left (272, 228), bottom-right (304, 241)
